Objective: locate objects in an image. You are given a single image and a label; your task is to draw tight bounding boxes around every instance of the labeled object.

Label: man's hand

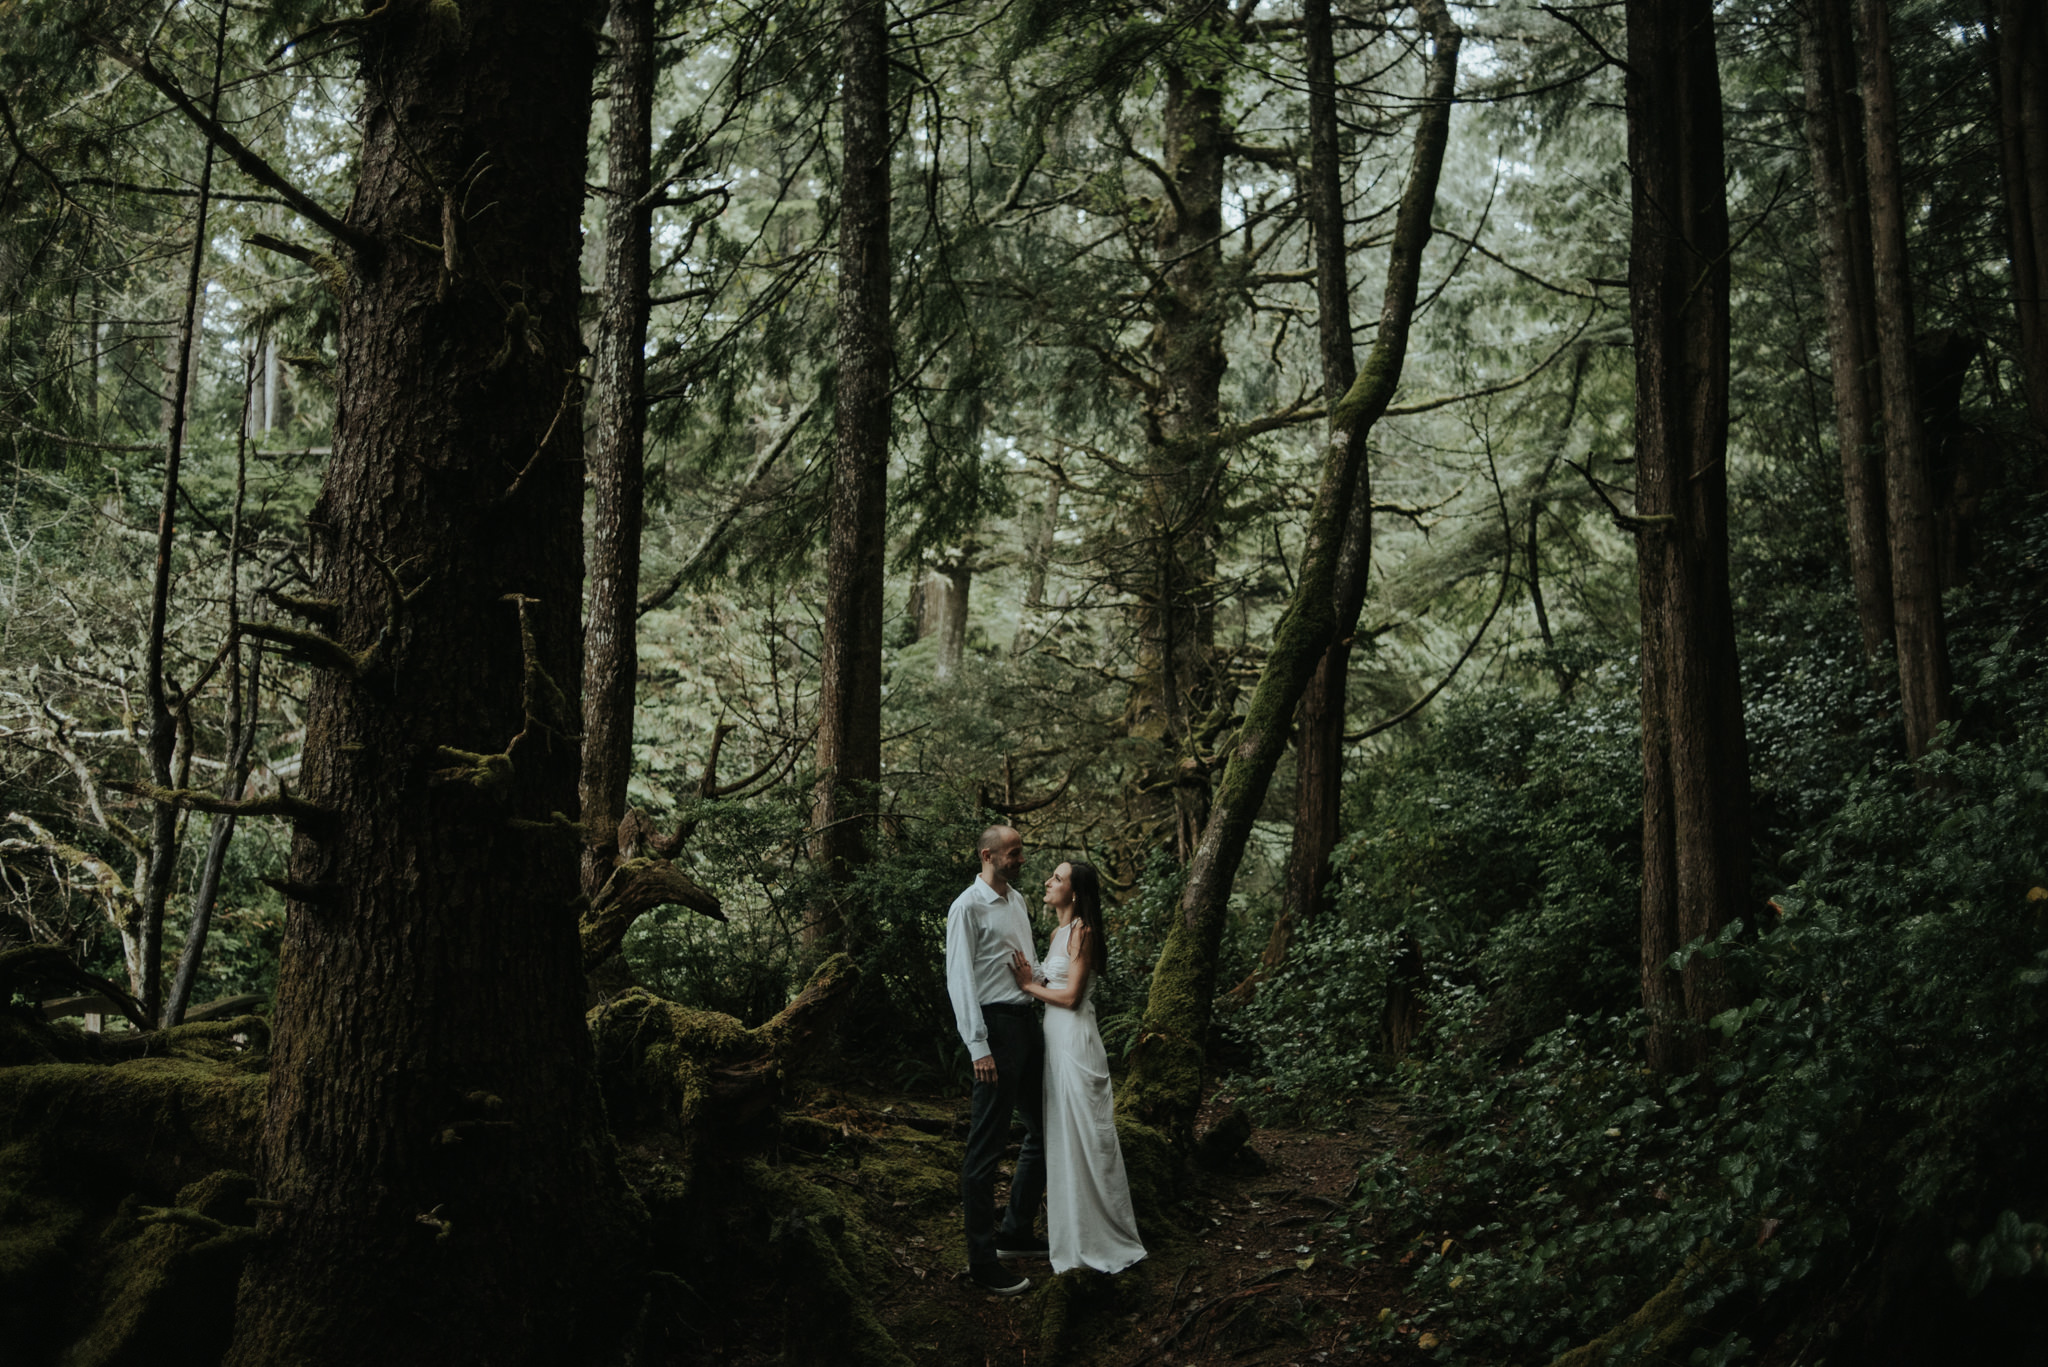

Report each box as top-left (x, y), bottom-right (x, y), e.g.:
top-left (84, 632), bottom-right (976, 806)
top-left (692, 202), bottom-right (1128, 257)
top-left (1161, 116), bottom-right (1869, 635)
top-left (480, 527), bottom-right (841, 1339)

top-left (973, 1054), bottom-right (998, 1084)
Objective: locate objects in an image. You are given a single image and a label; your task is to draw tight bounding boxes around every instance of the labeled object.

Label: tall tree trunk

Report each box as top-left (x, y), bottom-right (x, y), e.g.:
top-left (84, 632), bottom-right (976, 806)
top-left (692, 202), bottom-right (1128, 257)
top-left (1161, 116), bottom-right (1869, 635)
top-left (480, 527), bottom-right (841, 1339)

top-left (1627, 0), bottom-right (1752, 1075)
top-left (139, 2), bottom-right (228, 1022)
top-left (166, 349), bottom-right (260, 1028)
top-left (1012, 477), bottom-right (1060, 656)
top-left (1252, 0), bottom-right (1373, 999)
top-left (1118, 0), bottom-right (1460, 1147)
top-left (935, 557), bottom-right (970, 683)
top-left (226, 0), bottom-right (638, 1359)
top-left (1800, 0), bottom-right (1894, 664)
top-left (1858, 0), bottom-right (1953, 760)
top-left (581, 0), bottom-right (656, 901)
top-left (807, 0), bottom-right (892, 950)
top-left (1991, 0), bottom-right (2048, 432)
top-left (1129, 8), bottom-right (1231, 864)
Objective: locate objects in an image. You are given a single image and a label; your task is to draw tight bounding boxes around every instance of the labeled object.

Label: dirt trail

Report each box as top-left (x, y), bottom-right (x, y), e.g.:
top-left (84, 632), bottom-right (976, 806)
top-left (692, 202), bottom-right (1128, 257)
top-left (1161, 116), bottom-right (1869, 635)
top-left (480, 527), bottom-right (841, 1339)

top-left (710, 1085), bottom-right (1433, 1365)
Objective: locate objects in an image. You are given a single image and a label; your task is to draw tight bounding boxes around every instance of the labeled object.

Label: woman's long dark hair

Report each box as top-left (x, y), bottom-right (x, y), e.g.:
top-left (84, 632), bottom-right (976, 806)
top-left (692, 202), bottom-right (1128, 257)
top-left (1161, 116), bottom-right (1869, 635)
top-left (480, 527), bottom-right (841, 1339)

top-left (1069, 861), bottom-right (1108, 977)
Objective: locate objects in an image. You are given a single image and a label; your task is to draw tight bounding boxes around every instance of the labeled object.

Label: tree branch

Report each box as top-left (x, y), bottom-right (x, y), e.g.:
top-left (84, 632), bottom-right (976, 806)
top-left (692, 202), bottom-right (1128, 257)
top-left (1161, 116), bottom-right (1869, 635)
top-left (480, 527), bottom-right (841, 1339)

top-left (93, 39), bottom-right (378, 259)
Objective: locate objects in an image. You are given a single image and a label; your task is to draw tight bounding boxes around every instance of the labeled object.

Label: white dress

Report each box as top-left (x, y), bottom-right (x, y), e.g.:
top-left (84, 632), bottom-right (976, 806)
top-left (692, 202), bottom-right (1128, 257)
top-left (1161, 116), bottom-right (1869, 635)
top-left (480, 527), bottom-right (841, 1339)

top-left (1041, 921), bottom-right (1147, 1275)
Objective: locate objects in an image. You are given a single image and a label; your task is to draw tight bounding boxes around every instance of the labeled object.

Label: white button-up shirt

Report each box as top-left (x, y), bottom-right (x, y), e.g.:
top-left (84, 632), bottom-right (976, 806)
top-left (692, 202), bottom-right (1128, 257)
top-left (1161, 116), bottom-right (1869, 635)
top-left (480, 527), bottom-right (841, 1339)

top-left (944, 875), bottom-right (1038, 1063)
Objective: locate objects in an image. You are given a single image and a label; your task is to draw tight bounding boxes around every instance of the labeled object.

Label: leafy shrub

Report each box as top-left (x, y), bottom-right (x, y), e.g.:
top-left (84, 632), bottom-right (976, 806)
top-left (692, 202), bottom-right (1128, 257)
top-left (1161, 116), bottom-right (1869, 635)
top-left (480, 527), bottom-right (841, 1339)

top-left (624, 791), bottom-right (809, 1027)
top-left (1344, 722), bottom-right (2048, 1362)
top-left (1230, 909), bottom-right (1399, 1124)
top-left (1231, 680), bottom-right (1643, 1128)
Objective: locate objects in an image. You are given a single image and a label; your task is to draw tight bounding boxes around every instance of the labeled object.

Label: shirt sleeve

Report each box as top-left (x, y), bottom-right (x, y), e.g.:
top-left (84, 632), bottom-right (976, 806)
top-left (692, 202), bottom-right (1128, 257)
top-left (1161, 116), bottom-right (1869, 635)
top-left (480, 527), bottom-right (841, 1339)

top-left (944, 894), bottom-right (991, 1062)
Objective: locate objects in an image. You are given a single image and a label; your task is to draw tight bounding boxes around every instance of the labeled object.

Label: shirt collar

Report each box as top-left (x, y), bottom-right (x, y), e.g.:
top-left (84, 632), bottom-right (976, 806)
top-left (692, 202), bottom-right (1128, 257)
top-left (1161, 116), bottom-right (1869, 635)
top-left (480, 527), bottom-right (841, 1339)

top-left (969, 877), bottom-right (1017, 905)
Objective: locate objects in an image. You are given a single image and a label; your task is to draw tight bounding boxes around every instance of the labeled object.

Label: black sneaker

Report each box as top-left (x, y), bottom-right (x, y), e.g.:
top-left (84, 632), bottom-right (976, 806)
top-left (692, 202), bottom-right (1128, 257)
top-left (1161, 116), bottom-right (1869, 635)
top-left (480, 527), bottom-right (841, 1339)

top-left (969, 1263), bottom-right (1032, 1296)
top-left (994, 1235), bottom-right (1050, 1260)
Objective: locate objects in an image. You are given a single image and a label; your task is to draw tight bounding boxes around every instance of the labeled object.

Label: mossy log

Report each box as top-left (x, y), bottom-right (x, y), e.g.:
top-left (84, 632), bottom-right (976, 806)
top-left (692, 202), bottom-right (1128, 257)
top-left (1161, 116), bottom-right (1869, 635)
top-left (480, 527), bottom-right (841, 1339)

top-left (0, 1009), bottom-right (268, 1365)
top-left (740, 1159), bottom-right (914, 1367)
top-left (590, 954), bottom-right (860, 1208)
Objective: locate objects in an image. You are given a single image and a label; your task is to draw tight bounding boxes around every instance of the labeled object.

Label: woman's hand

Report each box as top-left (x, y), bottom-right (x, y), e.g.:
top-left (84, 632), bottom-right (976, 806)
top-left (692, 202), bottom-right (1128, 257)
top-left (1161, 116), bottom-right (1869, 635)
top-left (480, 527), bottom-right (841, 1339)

top-left (1009, 949), bottom-right (1035, 987)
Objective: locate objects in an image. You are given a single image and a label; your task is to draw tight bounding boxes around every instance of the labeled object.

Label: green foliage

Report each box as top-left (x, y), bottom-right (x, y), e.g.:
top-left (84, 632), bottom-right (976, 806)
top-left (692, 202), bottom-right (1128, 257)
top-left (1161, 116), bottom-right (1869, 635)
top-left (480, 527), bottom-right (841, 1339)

top-left (1231, 911), bottom-right (1397, 1125)
top-left (1094, 850), bottom-right (1183, 1068)
top-left (624, 793), bottom-right (810, 1027)
top-left (1334, 665), bottom-right (2048, 1360)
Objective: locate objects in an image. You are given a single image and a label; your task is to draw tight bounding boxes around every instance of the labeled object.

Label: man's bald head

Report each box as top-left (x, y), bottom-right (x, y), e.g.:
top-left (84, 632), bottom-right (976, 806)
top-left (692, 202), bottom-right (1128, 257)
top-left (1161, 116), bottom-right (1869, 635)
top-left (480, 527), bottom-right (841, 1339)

top-left (978, 825), bottom-right (1024, 892)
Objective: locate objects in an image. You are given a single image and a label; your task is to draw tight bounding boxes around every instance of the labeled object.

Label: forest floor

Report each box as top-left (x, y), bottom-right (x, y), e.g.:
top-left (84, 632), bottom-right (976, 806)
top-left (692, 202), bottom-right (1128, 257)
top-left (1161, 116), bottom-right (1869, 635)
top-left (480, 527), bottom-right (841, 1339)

top-left (696, 1081), bottom-right (1440, 1365)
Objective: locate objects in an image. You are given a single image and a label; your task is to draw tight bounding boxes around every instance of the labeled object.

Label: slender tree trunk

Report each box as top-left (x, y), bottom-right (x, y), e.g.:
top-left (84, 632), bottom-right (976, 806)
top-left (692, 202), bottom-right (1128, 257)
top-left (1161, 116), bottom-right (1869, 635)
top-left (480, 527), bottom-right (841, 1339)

top-left (1129, 7), bottom-right (1231, 863)
top-left (166, 349), bottom-right (260, 1028)
top-left (1254, 0), bottom-right (1374, 998)
top-left (1858, 0), bottom-right (1953, 760)
top-left (227, 0), bottom-right (638, 1358)
top-left (1991, 0), bottom-right (2048, 432)
top-left (264, 335), bottom-right (279, 434)
top-left (581, 0), bottom-right (656, 900)
top-left (1800, 0), bottom-right (1894, 664)
top-left (1627, 0), bottom-right (1752, 1074)
top-left (807, 0), bottom-right (892, 950)
top-left (139, 3), bottom-right (229, 1022)
top-left (1119, 0), bottom-right (1459, 1147)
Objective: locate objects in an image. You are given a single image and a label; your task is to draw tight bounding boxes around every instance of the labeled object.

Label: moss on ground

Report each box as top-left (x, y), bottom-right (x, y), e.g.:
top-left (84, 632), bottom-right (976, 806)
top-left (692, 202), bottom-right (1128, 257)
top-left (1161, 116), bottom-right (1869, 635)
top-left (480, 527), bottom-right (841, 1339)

top-left (0, 1010), bottom-right (268, 1365)
top-left (63, 1170), bottom-right (260, 1367)
top-left (739, 1158), bottom-right (916, 1367)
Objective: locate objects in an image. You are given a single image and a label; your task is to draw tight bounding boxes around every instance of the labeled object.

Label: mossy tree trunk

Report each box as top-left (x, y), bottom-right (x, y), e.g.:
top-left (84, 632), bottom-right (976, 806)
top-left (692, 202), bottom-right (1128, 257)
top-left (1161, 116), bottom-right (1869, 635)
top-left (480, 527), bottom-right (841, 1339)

top-left (808, 0), bottom-right (893, 951)
top-left (224, 1), bottom-right (642, 1360)
top-left (1626, 0), bottom-right (1752, 1074)
top-left (1117, 0), bottom-right (1461, 1147)
top-left (580, 0), bottom-right (657, 903)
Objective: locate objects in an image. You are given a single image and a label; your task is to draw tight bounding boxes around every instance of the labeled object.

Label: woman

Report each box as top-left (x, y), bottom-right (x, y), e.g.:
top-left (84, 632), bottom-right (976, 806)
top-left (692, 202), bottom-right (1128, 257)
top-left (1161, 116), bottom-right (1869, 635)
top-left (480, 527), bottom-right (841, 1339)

top-left (1009, 860), bottom-right (1147, 1275)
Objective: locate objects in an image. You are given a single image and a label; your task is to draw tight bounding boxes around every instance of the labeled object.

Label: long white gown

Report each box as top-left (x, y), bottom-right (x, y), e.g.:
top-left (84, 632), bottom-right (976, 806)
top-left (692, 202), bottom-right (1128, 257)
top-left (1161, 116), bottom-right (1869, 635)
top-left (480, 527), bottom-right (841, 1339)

top-left (1041, 920), bottom-right (1147, 1275)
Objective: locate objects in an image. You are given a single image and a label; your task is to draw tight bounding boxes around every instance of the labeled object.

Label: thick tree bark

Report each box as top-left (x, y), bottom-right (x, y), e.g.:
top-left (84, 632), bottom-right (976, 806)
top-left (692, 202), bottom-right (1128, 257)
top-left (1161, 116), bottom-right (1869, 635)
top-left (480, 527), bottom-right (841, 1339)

top-left (1253, 0), bottom-right (1374, 999)
top-left (1129, 7), bottom-right (1231, 863)
top-left (807, 0), bottom-right (892, 950)
top-left (1118, 0), bottom-right (1459, 1147)
top-left (580, 0), bottom-right (656, 903)
top-left (1991, 0), bottom-right (2048, 432)
top-left (226, 2), bottom-right (639, 1361)
top-left (1857, 0), bottom-right (1953, 760)
top-left (1799, 0), bottom-right (1894, 665)
top-left (1627, 0), bottom-right (1752, 1074)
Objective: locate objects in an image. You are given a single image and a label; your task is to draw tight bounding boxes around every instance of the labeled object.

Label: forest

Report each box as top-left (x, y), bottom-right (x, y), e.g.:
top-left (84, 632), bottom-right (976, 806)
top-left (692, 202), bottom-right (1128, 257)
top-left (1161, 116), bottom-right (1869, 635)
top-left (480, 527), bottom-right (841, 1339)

top-left (0, 0), bottom-right (2044, 1360)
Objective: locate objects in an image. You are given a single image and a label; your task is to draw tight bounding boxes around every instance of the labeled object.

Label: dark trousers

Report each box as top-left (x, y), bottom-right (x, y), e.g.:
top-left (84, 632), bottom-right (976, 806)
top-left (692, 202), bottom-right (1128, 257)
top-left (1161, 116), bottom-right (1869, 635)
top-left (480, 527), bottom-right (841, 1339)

top-left (961, 1003), bottom-right (1045, 1270)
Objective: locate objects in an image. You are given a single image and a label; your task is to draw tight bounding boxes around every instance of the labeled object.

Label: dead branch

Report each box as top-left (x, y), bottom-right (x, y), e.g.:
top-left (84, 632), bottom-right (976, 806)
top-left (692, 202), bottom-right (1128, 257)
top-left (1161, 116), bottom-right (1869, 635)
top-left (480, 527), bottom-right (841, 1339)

top-left (581, 857), bottom-right (725, 972)
top-left (0, 944), bottom-right (153, 1032)
top-left (106, 779), bottom-right (336, 832)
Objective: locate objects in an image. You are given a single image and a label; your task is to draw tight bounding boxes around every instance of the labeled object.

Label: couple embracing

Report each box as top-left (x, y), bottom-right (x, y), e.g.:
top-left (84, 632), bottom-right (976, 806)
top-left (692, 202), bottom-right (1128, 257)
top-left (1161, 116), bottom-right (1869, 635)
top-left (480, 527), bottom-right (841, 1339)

top-left (945, 825), bottom-right (1147, 1296)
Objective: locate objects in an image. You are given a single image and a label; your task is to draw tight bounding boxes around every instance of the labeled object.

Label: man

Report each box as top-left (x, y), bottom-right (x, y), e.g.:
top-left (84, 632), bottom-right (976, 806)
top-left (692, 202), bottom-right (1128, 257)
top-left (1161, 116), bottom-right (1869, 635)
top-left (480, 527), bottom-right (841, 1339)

top-left (945, 824), bottom-right (1049, 1295)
